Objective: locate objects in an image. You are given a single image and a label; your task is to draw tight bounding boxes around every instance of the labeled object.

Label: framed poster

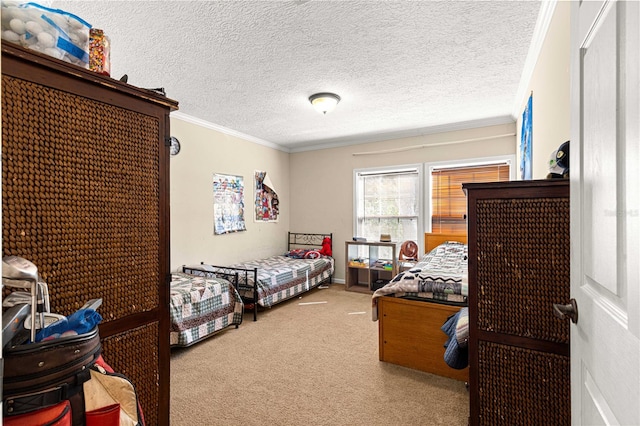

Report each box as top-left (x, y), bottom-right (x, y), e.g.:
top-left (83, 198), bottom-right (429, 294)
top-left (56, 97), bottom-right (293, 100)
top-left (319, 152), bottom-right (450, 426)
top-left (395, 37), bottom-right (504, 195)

top-left (254, 170), bottom-right (279, 222)
top-left (213, 173), bottom-right (246, 235)
top-left (520, 94), bottom-right (533, 180)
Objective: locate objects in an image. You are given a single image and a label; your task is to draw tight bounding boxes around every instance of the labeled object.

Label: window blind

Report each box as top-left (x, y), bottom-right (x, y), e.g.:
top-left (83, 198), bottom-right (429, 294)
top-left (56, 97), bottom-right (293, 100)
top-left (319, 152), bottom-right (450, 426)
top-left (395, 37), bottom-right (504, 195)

top-left (431, 163), bottom-right (510, 234)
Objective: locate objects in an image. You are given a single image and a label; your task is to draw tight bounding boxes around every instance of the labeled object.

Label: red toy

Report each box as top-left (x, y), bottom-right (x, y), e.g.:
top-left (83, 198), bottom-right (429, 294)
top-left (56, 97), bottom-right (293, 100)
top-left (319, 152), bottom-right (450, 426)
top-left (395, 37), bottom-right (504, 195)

top-left (319, 237), bottom-right (332, 256)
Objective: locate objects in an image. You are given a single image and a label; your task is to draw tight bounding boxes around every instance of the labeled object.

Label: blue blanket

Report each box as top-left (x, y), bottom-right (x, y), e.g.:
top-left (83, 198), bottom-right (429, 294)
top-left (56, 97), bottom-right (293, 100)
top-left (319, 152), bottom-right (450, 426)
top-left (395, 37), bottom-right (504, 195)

top-left (441, 307), bottom-right (469, 369)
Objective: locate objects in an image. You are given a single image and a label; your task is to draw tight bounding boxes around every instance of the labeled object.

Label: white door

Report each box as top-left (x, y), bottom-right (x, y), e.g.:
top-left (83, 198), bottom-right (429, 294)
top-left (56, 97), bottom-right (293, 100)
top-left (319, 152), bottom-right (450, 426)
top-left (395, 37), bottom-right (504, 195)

top-left (570, 1), bottom-right (639, 425)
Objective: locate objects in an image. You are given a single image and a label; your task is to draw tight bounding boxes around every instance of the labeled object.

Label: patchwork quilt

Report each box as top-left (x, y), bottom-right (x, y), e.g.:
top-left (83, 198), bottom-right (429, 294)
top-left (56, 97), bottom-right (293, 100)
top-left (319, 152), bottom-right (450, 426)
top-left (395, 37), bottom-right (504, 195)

top-left (230, 255), bottom-right (334, 307)
top-left (371, 241), bottom-right (468, 320)
top-left (169, 272), bottom-right (244, 347)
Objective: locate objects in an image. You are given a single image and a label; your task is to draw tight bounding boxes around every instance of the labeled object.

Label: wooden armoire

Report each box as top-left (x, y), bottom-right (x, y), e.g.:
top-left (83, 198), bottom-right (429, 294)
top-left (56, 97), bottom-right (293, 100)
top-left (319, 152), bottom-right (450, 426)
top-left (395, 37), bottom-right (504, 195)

top-left (2, 43), bottom-right (178, 425)
top-left (463, 179), bottom-right (570, 426)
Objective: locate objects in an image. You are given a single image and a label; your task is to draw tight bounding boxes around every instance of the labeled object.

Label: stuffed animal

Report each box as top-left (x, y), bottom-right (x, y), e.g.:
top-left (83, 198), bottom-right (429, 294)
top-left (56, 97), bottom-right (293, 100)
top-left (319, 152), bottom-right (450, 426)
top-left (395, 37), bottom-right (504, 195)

top-left (319, 237), bottom-right (332, 256)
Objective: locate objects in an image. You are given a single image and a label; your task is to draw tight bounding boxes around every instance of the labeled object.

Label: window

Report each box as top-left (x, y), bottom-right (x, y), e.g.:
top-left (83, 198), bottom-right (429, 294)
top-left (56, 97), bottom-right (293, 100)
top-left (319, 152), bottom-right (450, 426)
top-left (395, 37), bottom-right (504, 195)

top-left (353, 157), bottom-right (513, 252)
top-left (354, 165), bottom-right (422, 244)
top-left (429, 160), bottom-right (512, 234)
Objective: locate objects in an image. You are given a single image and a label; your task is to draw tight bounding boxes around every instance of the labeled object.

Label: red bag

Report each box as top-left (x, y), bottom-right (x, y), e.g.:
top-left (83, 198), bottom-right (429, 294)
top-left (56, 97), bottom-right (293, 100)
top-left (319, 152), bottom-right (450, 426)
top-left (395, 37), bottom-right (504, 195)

top-left (3, 400), bottom-right (72, 426)
top-left (3, 327), bottom-right (144, 426)
top-left (84, 355), bottom-right (144, 426)
top-left (85, 403), bottom-right (120, 426)
top-left (3, 328), bottom-right (101, 425)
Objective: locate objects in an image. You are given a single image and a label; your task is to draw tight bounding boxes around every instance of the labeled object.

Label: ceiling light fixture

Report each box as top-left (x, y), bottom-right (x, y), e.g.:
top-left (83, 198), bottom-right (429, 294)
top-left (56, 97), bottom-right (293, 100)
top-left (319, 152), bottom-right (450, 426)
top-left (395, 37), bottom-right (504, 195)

top-left (309, 92), bottom-right (341, 114)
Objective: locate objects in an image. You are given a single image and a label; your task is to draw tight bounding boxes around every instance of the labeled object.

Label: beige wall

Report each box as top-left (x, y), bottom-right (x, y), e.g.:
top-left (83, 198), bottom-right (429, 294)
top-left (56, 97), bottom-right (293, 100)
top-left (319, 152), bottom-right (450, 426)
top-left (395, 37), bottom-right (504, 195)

top-left (289, 123), bottom-right (516, 282)
top-left (516, 1), bottom-right (571, 179)
top-left (169, 3), bottom-right (570, 280)
top-left (169, 117), bottom-right (290, 271)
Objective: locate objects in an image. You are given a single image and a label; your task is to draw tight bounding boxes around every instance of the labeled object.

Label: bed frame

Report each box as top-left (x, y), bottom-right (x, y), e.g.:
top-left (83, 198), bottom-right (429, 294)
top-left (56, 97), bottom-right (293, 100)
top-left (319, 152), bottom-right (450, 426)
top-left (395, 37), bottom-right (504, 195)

top-left (423, 232), bottom-right (467, 251)
top-left (184, 232), bottom-right (333, 321)
top-left (378, 232), bottom-right (468, 381)
top-left (183, 264), bottom-right (259, 319)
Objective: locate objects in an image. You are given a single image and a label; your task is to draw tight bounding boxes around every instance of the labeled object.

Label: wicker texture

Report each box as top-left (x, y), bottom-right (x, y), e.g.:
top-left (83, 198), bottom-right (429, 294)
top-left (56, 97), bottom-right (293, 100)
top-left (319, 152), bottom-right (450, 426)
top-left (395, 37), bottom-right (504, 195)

top-left (476, 197), bottom-right (570, 343)
top-left (102, 323), bottom-right (160, 426)
top-left (477, 341), bottom-right (570, 425)
top-left (2, 76), bottom-right (161, 319)
top-left (3, 73), bottom-right (163, 420)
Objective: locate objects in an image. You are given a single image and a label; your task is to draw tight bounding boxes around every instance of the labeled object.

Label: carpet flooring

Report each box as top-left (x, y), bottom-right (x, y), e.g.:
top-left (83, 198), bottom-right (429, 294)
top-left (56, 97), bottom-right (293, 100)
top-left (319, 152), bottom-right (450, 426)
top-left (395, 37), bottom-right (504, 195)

top-left (170, 283), bottom-right (469, 425)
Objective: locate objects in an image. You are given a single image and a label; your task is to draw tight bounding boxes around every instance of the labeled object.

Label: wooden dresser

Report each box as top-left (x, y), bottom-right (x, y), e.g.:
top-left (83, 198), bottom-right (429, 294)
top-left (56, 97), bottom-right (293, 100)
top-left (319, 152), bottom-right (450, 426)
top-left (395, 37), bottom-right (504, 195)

top-left (2, 43), bottom-right (178, 425)
top-left (463, 180), bottom-right (570, 425)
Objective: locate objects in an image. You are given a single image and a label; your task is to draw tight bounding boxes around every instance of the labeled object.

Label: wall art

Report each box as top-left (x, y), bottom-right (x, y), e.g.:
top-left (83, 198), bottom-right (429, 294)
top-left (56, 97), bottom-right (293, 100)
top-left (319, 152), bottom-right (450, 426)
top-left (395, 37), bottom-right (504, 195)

top-left (254, 170), bottom-right (279, 222)
top-left (520, 93), bottom-right (533, 180)
top-left (213, 173), bottom-right (246, 235)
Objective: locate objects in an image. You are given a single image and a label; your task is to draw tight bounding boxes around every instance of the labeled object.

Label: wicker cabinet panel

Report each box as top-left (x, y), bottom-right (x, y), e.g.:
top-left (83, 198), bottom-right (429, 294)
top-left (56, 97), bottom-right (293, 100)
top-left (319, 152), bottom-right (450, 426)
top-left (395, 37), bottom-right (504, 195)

top-left (477, 341), bottom-right (570, 425)
top-left (2, 44), bottom-right (177, 425)
top-left (2, 76), bottom-right (161, 319)
top-left (476, 197), bottom-right (570, 343)
top-left (102, 322), bottom-right (160, 426)
top-left (464, 180), bottom-right (570, 426)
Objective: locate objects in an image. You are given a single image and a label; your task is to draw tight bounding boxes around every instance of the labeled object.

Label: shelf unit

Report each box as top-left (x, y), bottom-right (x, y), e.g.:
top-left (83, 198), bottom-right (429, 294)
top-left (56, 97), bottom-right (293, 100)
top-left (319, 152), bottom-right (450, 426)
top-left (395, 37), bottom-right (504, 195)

top-left (345, 241), bottom-right (398, 293)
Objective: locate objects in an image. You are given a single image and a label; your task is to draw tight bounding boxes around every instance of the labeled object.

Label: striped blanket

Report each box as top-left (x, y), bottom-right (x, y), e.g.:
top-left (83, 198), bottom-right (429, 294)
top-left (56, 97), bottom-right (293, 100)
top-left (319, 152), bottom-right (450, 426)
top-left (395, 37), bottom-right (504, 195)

top-left (371, 241), bottom-right (468, 320)
top-left (230, 255), bottom-right (334, 307)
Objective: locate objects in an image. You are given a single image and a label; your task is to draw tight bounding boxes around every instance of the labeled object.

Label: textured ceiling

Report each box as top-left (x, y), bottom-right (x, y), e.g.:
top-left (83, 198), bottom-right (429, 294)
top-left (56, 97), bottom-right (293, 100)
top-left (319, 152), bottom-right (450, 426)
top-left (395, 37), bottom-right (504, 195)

top-left (51, 1), bottom-right (542, 152)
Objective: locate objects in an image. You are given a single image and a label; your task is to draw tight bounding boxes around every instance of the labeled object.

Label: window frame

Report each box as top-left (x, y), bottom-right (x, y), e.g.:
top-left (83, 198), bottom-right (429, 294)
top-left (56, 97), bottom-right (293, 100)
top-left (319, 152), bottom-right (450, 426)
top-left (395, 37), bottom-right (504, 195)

top-left (353, 163), bottom-right (424, 252)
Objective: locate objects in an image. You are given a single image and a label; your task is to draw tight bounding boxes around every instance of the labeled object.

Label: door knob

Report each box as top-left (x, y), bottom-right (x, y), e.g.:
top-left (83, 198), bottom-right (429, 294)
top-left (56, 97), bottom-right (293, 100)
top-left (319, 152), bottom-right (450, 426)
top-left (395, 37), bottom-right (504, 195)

top-left (553, 298), bottom-right (578, 324)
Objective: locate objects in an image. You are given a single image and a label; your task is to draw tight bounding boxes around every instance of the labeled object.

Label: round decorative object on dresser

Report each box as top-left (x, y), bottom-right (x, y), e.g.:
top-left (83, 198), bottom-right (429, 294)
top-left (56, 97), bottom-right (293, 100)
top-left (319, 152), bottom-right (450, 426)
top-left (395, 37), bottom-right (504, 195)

top-left (169, 136), bottom-right (181, 156)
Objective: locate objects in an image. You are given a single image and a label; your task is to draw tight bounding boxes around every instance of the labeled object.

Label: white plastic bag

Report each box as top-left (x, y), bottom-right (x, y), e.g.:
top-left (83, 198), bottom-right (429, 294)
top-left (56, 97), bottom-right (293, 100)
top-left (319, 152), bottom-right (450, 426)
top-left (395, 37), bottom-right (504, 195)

top-left (1, 1), bottom-right (91, 66)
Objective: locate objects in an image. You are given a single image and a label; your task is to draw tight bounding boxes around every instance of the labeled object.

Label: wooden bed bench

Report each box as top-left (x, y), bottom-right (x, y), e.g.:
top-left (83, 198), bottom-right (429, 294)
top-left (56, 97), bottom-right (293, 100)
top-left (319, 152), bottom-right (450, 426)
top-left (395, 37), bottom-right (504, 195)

top-left (377, 233), bottom-right (469, 381)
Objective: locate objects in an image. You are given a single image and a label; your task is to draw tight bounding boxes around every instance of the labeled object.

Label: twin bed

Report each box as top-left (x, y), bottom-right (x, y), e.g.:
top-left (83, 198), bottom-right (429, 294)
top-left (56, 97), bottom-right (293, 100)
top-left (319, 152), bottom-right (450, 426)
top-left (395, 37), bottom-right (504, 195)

top-left (373, 233), bottom-right (469, 381)
top-left (169, 271), bottom-right (244, 347)
top-left (173, 232), bottom-right (334, 344)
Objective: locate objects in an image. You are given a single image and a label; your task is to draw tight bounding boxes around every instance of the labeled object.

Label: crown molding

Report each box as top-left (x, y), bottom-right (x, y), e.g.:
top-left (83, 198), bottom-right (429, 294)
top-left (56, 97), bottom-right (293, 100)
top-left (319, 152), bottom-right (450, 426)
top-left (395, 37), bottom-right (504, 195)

top-left (288, 116), bottom-right (516, 153)
top-left (512, 0), bottom-right (558, 117)
top-left (170, 111), bottom-right (291, 153)
top-left (171, 112), bottom-right (515, 154)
